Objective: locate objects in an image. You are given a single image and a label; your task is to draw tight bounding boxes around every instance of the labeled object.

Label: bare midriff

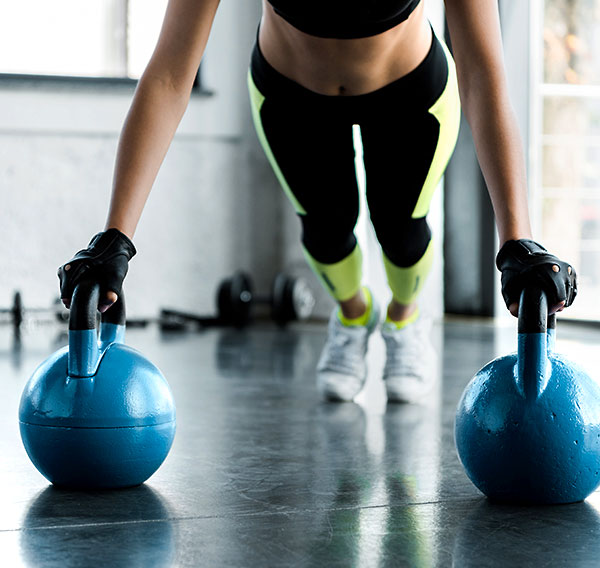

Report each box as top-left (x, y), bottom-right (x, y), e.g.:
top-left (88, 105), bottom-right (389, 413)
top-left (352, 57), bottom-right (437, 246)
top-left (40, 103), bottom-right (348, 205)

top-left (259, 1), bottom-right (432, 96)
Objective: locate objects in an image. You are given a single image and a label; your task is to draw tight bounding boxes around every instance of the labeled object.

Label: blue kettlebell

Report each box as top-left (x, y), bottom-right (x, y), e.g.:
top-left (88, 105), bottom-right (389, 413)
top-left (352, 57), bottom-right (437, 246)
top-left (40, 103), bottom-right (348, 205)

top-left (19, 281), bottom-right (176, 488)
top-left (455, 286), bottom-right (600, 504)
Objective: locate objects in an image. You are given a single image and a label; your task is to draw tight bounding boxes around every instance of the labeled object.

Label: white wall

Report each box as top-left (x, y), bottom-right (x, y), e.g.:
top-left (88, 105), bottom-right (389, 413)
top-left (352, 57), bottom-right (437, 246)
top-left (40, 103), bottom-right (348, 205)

top-left (0, 1), bottom-right (284, 319)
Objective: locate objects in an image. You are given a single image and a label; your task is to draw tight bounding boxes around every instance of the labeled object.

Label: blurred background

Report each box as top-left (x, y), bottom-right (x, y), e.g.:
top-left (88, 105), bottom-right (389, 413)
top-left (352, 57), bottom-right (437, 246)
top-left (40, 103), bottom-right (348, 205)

top-left (0, 0), bottom-right (598, 323)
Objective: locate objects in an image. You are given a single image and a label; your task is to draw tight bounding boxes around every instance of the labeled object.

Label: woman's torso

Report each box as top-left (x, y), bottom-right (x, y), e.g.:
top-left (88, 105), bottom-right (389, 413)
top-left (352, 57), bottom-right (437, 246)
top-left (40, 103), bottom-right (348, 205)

top-left (258, 0), bottom-right (433, 96)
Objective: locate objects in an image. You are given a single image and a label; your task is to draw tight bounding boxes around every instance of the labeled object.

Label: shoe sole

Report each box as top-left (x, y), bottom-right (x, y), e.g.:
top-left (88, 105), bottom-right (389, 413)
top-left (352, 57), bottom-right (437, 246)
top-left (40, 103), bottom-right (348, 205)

top-left (316, 298), bottom-right (381, 403)
top-left (385, 374), bottom-right (435, 404)
top-left (318, 369), bottom-right (367, 402)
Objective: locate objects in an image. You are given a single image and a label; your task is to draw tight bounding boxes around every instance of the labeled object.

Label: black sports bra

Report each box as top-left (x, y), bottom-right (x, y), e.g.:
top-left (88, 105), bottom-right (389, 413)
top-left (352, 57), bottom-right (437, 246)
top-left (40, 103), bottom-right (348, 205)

top-left (267, 0), bottom-right (421, 39)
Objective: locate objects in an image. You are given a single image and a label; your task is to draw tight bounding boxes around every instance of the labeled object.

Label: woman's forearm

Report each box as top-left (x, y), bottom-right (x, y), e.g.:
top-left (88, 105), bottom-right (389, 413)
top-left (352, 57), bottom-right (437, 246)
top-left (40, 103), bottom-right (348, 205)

top-left (105, 73), bottom-right (193, 239)
top-left (459, 79), bottom-right (532, 246)
top-left (444, 0), bottom-right (533, 246)
top-left (103, 0), bottom-right (221, 239)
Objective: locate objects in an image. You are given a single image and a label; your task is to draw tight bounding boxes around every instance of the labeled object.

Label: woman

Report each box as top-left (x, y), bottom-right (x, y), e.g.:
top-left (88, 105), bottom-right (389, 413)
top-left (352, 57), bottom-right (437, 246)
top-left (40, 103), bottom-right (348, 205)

top-left (58, 0), bottom-right (577, 403)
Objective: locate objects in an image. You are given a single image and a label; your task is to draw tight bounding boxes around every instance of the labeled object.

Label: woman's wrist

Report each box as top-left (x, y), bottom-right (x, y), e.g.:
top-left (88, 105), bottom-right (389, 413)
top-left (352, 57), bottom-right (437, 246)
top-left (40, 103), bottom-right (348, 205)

top-left (495, 208), bottom-right (533, 247)
top-left (498, 228), bottom-right (533, 247)
top-left (104, 212), bottom-right (137, 240)
top-left (104, 225), bottom-right (135, 240)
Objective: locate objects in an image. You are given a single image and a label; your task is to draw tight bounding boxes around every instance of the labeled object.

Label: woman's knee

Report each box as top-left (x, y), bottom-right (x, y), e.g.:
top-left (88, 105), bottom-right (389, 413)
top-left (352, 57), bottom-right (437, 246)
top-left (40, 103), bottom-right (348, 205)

top-left (375, 217), bottom-right (432, 268)
top-left (300, 212), bottom-right (359, 264)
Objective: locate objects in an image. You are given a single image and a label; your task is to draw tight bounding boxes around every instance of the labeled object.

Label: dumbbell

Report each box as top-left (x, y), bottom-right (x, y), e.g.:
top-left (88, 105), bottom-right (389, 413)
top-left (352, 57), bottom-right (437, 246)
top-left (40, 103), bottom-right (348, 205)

top-left (218, 272), bottom-right (315, 327)
top-left (160, 272), bottom-right (315, 330)
top-left (0, 291), bottom-right (69, 331)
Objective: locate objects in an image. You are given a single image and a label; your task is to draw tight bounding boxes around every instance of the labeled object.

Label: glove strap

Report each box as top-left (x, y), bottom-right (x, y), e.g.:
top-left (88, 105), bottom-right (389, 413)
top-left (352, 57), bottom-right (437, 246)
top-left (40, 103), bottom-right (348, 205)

top-left (496, 239), bottom-right (547, 270)
top-left (89, 228), bottom-right (137, 258)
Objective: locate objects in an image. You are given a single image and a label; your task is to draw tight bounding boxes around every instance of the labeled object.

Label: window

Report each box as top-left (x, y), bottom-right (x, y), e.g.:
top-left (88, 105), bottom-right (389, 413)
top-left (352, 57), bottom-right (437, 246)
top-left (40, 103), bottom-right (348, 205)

top-left (0, 1), bottom-right (177, 82)
top-left (532, 0), bottom-right (600, 320)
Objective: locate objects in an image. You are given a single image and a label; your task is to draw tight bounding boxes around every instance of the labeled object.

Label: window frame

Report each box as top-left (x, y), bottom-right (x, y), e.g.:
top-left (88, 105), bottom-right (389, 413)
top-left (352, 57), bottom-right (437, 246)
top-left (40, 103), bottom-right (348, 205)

top-left (0, 70), bottom-right (206, 93)
top-left (0, 1), bottom-right (206, 93)
top-left (529, 0), bottom-right (600, 323)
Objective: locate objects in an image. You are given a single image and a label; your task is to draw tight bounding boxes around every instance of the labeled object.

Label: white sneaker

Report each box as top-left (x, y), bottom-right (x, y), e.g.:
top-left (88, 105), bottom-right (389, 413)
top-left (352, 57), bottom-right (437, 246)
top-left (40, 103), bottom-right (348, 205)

top-left (381, 312), bottom-right (436, 403)
top-left (316, 298), bottom-right (380, 402)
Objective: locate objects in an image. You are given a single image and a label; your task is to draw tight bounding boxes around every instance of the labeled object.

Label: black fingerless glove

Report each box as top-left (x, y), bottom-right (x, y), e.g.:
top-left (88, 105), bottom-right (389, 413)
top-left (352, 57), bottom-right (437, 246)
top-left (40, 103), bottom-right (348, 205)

top-left (58, 228), bottom-right (136, 303)
top-left (496, 239), bottom-right (577, 310)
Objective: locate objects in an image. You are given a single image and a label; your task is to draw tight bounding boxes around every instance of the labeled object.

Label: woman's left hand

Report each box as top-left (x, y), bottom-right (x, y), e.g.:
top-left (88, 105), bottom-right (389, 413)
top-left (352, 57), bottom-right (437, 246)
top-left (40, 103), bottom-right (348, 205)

top-left (496, 239), bottom-right (577, 317)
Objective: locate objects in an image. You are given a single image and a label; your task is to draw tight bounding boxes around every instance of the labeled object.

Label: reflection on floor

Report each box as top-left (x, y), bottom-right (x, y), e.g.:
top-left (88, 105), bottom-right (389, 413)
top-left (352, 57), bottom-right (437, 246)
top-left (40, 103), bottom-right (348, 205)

top-left (2, 317), bottom-right (600, 567)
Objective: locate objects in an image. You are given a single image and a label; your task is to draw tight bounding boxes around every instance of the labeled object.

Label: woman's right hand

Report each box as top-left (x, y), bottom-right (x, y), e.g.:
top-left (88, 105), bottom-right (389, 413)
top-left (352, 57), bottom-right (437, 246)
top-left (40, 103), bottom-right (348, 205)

top-left (58, 228), bottom-right (136, 312)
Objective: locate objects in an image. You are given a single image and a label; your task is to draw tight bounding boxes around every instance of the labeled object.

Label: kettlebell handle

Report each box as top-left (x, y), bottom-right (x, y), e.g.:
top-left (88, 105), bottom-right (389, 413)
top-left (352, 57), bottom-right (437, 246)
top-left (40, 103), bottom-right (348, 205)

top-left (517, 287), bottom-right (557, 334)
top-left (517, 287), bottom-right (553, 401)
top-left (518, 287), bottom-right (549, 334)
top-left (68, 281), bottom-right (126, 378)
top-left (69, 281), bottom-right (126, 330)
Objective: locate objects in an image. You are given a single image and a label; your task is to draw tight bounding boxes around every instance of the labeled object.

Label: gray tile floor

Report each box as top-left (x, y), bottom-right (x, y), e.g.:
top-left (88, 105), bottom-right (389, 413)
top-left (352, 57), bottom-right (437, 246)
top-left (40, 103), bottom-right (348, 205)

top-left (2, 317), bottom-right (600, 567)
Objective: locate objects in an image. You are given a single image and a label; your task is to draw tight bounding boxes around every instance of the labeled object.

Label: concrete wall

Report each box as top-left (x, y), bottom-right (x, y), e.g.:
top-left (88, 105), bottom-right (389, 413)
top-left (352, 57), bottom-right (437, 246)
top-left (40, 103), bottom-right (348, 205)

top-left (0, 0), bottom-right (285, 319)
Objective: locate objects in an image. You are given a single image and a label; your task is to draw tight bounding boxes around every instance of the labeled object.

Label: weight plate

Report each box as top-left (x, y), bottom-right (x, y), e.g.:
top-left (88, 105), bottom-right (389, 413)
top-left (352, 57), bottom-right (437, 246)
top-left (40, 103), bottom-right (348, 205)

top-left (217, 278), bottom-right (234, 323)
top-left (290, 278), bottom-right (315, 320)
top-left (229, 272), bottom-right (253, 327)
top-left (271, 274), bottom-right (289, 326)
top-left (273, 274), bottom-right (303, 326)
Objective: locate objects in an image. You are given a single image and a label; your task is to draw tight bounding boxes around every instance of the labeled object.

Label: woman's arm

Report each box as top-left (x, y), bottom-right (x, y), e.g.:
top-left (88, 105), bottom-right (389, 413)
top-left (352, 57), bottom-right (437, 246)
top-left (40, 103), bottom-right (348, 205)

top-left (444, 0), bottom-right (532, 246)
top-left (59, 0), bottom-right (220, 310)
top-left (444, 0), bottom-right (578, 316)
top-left (106, 0), bottom-right (221, 238)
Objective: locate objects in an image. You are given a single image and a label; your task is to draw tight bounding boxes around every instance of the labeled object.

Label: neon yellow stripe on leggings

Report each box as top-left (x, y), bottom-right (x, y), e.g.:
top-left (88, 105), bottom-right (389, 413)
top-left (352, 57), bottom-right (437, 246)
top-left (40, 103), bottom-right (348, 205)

top-left (302, 244), bottom-right (363, 302)
top-left (411, 39), bottom-right (461, 219)
top-left (383, 240), bottom-right (434, 305)
top-left (247, 71), bottom-right (307, 215)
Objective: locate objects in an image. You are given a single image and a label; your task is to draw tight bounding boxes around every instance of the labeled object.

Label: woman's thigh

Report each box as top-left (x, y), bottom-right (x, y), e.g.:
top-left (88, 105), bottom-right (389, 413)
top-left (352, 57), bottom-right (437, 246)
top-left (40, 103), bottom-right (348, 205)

top-left (248, 43), bottom-right (361, 262)
top-left (359, 31), bottom-right (460, 266)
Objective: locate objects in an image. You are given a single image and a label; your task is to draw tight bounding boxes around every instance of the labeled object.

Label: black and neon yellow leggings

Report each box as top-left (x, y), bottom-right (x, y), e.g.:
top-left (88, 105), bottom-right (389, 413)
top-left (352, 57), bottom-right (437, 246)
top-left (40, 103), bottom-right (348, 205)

top-left (248, 30), bottom-right (460, 305)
